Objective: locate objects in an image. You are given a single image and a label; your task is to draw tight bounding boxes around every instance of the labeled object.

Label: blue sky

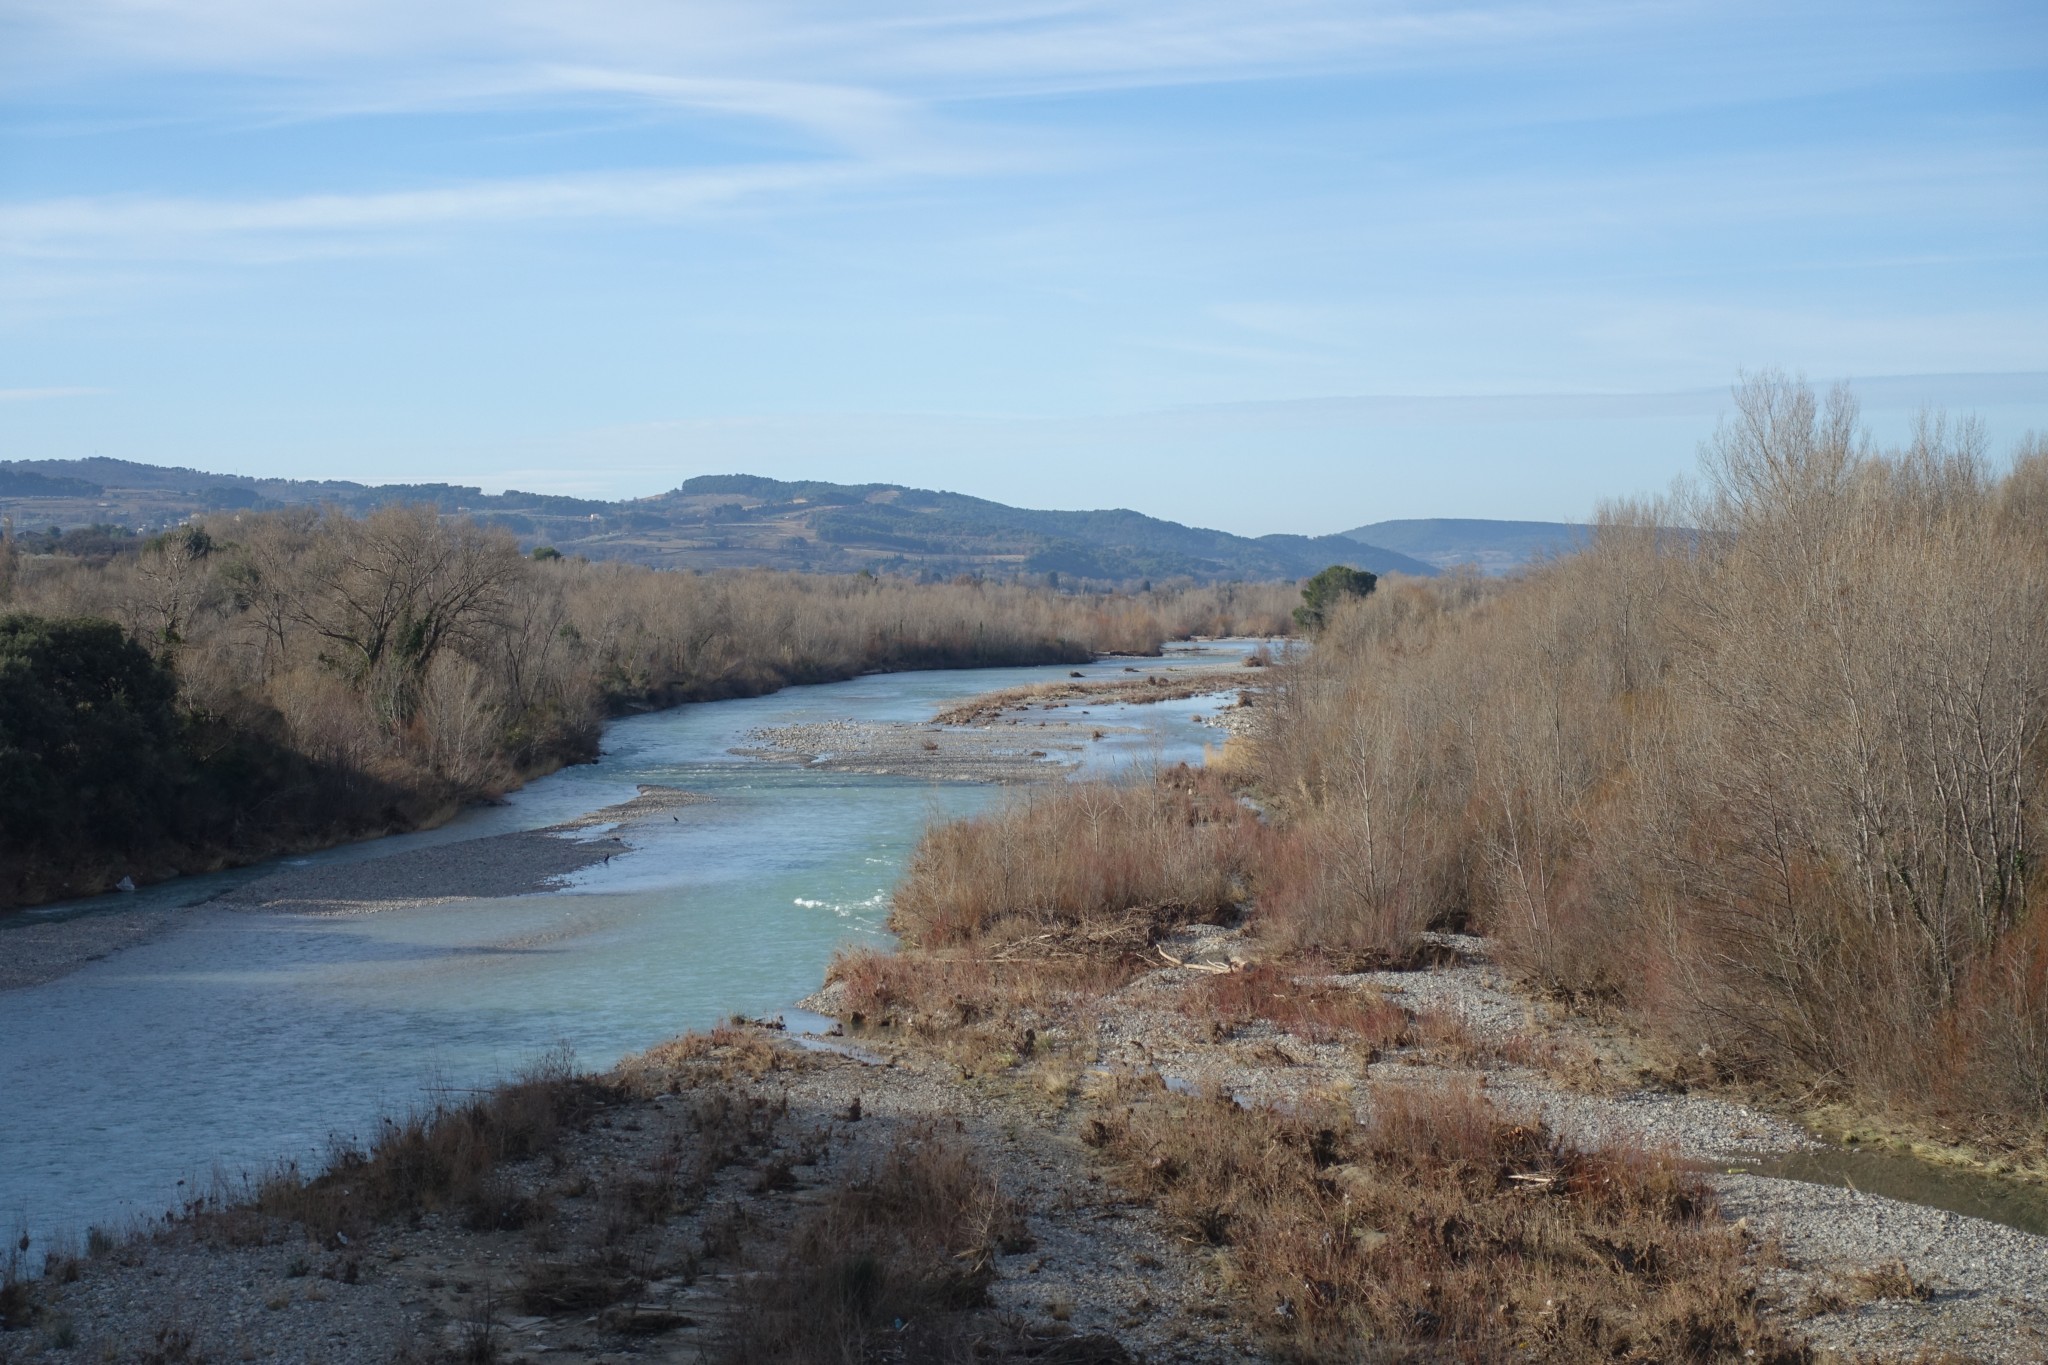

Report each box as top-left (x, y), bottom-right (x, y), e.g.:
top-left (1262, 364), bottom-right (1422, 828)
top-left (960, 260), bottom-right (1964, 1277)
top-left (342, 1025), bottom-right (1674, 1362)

top-left (2, 0), bottom-right (2044, 536)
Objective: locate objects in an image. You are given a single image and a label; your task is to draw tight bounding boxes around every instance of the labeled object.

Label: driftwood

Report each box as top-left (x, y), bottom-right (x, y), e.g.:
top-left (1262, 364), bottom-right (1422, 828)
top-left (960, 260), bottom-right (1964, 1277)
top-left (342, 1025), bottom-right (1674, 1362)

top-left (1154, 946), bottom-right (1233, 974)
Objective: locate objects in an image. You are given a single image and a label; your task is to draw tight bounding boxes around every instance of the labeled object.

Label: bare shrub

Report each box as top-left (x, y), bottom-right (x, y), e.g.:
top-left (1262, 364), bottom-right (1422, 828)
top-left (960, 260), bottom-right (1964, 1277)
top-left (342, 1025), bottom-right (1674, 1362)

top-left (836, 768), bottom-right (1263, 1037)
top-left (1088, 1078), bottom-right (1801, 1361)
top-left (1188, 964), bottom-right (1410, 1048)
top-left (1244, 374), bottom-right (2048, 1146)
top-left (717, 1124), bottom-right (1028, 1365)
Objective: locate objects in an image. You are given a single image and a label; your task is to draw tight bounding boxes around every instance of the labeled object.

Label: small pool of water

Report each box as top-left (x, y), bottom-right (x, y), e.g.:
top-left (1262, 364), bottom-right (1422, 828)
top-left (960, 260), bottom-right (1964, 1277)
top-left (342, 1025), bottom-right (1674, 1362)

top-left (1739, 1147), bottom-right (2048, 1236)
top-left (0, 642), bottom-right (1266, 1243)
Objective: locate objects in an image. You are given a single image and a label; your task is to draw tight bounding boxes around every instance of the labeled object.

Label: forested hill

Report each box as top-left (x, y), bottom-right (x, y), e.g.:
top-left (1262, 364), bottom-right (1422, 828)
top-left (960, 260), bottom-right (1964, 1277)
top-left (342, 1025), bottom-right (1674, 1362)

top-left (0, 460), bottom-right (1434, 584)
top-left (1343, 517), bottom-right (1587, 574)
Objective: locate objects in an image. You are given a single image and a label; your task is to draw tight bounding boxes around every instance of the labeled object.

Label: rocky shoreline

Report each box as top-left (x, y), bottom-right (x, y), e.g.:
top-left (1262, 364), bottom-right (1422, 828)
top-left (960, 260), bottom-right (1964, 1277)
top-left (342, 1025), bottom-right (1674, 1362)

top-left (9, 924), bottom-right (2046, 1362)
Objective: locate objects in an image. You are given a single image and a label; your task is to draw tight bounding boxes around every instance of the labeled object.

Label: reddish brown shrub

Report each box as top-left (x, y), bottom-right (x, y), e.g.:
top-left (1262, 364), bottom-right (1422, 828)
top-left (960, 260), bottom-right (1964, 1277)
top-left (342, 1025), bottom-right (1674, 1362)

top-left (1090, 1078), bottom-right (1801, 1361)
top-left (1188, 964), bottom-right (1410, 1048)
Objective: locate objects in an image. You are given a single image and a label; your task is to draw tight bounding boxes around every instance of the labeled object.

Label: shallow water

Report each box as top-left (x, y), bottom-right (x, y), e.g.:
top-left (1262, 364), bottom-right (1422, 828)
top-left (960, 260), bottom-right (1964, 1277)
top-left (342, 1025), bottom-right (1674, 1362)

top-left (1740, 1147), bottom-right (2048, 1237)
top-left (0, 643), bottom-right (1262, 1242)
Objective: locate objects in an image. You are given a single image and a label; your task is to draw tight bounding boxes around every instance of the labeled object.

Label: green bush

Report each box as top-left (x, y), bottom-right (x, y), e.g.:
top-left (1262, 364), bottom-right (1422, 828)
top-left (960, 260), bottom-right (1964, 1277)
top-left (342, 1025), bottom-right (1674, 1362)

top-left (0, 614), bottom-right (182, 849)
top-left (1292, 564), bottom-right (1377, 633)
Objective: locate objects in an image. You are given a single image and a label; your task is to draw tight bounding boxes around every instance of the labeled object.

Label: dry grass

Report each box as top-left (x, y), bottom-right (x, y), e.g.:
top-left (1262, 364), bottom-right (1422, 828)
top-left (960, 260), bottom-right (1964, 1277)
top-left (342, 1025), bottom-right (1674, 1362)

top-left (832, 767), bottom-right (1264, 1049)
top-left (247, 1053), bottom-right (614, 1241)
top-left (0, 1243), bottom-right (34, 1333)
top-left (715, 1123), bottom-right (1032, 1365)
top-left (1087, 1077), bottom-right (1806, 1362)
top-left (615, 1022), bottom-right (800, 1094)
top-left (1186, 964), bottom-right (1411, 1049)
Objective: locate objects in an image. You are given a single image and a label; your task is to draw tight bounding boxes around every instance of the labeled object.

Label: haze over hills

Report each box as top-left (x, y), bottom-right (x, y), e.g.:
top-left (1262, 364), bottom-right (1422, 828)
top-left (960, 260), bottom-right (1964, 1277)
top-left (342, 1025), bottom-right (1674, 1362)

top-left (0, 459), bottom-right (1436, 584)
top-left (1343, 518), bottom-right (1589, 575)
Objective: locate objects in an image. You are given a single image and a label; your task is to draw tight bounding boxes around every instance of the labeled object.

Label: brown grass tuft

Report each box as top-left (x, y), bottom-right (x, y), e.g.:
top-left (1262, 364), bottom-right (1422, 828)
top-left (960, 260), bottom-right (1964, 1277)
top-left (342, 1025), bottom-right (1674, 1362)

top-left (832, 767), bottom-right (1263, 1048)
top-left (248, 1052), bottom-right (613, 1240)
top-left (715, 1123), bottom-right (1031, 1364)
top-left (1187, 964), bottom-right (1411, 1049)
top-left (1088, 1077), bottom-right (1806, 1361)
top-left (616, 1023), bottom-right (798, 1093)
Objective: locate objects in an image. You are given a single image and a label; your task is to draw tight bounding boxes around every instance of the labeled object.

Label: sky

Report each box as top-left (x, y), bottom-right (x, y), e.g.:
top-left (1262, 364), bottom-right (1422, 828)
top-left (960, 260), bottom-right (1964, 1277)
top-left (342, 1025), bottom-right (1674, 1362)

top-left (1, 1), bottom-right (2044, 536)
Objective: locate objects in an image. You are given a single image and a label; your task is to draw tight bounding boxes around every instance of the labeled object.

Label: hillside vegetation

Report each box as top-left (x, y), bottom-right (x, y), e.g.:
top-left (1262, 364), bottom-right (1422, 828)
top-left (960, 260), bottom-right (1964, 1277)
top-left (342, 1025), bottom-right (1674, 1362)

top-left (1343, 516), bottom-right (1590, 573)
top-left (0, 505), bottom-right (1293, 909)
top-left (0, 461), bottom-right (1432, 584)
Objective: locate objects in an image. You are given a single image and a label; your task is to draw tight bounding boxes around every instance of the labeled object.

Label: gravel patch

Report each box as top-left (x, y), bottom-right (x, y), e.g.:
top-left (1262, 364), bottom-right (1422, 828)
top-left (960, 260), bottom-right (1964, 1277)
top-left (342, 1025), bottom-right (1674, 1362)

top-left (0, 787), bottom-right (712, 987)
top-left (0, 907), bottom-right (176, 992)
top-left (933, 667), bottom-right (1256, 725)
top-left (736, 717), bottom-right (1100, 782)
top-left (1720, 1172), bottom-right (2048, 1362)
top-left (218, 786), bottom-right (707, 916)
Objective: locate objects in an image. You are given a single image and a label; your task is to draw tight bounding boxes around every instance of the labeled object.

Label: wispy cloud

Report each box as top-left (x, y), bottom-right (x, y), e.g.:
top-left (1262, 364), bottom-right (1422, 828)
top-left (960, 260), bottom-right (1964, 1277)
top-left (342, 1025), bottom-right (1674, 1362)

top-left (5, 1), bottom-right (1631, 90)
top-left (0, 158), bottom-right (949, 258)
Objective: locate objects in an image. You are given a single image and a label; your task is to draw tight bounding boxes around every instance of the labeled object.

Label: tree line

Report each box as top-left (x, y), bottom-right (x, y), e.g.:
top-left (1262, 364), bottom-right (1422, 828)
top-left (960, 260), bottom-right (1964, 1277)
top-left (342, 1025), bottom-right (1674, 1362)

top-left (0, 505), bottom-right (1294, 909)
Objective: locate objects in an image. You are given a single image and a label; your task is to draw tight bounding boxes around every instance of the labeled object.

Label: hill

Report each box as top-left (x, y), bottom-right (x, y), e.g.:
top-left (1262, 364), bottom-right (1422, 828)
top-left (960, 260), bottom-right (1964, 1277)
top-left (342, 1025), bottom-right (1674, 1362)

top-left (1342, 517), bottom-right (1587, 574)
top-left (0, 459), bottom-right (1435, 584)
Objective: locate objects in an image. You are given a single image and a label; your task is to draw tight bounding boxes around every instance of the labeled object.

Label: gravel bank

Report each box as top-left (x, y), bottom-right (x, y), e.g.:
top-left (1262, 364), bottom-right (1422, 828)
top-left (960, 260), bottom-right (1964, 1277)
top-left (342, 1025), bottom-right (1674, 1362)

top-left (212, 786), bottom-right (706, 916)
top-left (737, 665), bottom-right (1261, 783)
top-left (0, 788), bottom-right (709, 991)
top-left (1723, 1174), bottom-right (2048, 1361)
top-left (12, 925), bottom-right (2047, 1363)
top-left (736, 716), bottom-right (1104, 782)
top-left (0, 907), bottom-right (177, 992)
top-left (932, 666), bottom-right (1259, 725)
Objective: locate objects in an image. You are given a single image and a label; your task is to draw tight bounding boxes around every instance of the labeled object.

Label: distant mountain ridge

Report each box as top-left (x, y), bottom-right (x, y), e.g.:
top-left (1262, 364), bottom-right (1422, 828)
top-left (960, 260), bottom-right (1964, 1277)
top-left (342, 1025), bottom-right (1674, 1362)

top-left (0, 459), bottom-right (1435, 584)
top-left (1343, 518), bottom-right (1588, 575)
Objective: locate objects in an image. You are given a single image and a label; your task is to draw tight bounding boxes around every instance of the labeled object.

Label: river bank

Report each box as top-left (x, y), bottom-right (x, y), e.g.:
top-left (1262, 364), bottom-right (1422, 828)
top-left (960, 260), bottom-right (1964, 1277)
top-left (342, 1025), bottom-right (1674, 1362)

top-left (0, 787), bottom-right (707, 992)
top-left (9, 924), bottom-right (2047, 1362)
top-left (0, 646), bottom-right (1257, 1254)
top-left (7, 661), bottom-right (2044, 1361)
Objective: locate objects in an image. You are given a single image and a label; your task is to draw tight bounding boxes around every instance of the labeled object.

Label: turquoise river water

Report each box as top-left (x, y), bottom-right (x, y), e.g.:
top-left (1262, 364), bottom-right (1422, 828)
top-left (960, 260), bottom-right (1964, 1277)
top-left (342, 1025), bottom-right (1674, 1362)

top-left (0, 643), bottom-right (1259, 1244)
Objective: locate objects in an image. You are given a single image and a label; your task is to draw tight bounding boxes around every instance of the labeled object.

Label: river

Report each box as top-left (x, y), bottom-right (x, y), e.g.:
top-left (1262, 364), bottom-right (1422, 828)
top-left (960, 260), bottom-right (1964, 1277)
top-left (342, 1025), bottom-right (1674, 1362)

top-left (0, 642), bottom-right (1260, 1245)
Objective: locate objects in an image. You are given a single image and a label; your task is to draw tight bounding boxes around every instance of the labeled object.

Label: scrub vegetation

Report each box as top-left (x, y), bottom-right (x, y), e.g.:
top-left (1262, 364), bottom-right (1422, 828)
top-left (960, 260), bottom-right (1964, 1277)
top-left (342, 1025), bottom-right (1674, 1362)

top-left (828, 766), bottom-right (1266, 1041)
top-left (1086, 1078), bottom-right (1799, 1363)
top-left (0, 506), bottom-right (1293, 909)
top-left (1253, 374), bottom-right (2048, 1153)
top-left (875, 374), bottom-right (2036, 1149)
top-left (809, 373), bottom-right (2044, 1357)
